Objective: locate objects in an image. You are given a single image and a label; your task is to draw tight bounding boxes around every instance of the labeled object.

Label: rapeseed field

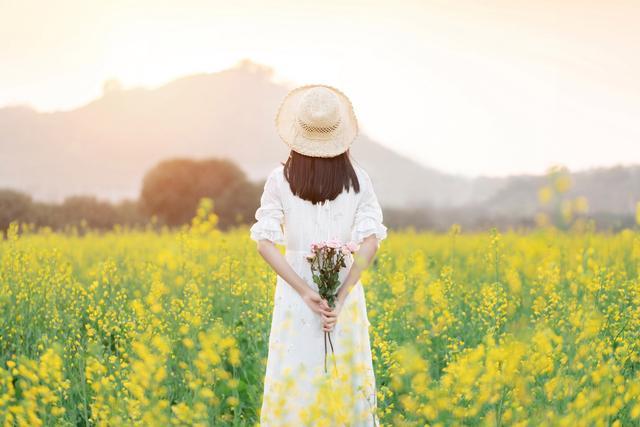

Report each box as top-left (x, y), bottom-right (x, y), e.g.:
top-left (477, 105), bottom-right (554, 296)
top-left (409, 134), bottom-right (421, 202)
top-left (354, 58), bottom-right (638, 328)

top-left (1, 201), bottom-right (639, 426)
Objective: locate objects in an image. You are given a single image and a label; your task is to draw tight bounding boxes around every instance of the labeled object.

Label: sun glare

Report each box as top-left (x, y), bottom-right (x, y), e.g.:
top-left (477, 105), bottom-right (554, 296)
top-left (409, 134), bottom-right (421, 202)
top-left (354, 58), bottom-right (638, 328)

top-left (101, 19), bottom-right (235, 89)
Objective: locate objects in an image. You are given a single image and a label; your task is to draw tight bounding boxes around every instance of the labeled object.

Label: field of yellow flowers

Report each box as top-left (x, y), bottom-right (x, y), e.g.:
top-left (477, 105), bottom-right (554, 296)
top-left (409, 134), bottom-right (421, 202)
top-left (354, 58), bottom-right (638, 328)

top-left (1, 201), bottom-right (639, 426)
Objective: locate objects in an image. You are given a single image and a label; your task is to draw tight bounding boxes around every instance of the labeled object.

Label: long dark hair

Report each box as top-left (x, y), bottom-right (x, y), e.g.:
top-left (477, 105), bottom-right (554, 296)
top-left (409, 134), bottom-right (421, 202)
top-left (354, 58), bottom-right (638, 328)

top-left (282, 150), bottom-right (360, 205)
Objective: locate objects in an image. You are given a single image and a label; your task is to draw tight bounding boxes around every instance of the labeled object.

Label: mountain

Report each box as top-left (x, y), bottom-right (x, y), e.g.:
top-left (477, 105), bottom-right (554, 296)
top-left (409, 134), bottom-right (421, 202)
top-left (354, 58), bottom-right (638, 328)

top-left (475, 165), bottom-right (640, 216)
top-left (0, 60), bottom-right (496, 208)
top-left (0, 59), bottom-right (638, 217)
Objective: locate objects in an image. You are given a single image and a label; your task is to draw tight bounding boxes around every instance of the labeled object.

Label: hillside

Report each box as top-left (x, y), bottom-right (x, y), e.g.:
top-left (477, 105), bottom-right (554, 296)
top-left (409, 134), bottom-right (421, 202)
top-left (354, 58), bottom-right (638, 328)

top-left (0, 60), bottom-right (483, 208)
top-left (0, 59), bottom-right (638, 216)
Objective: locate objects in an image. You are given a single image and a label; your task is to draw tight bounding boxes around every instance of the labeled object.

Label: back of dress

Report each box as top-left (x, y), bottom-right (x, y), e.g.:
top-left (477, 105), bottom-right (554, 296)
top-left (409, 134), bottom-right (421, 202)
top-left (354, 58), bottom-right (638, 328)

top-left (250, 162), bottom-right (387, 426)
top-left (250, 163), bottom-right (388, 254)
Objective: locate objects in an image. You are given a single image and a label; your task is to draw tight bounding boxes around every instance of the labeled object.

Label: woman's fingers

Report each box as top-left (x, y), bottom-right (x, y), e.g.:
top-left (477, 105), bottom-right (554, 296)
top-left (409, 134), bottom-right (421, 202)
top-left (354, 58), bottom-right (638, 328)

top-left (318, 303), bottom-right (339, 331)
top-left (315, 303), bottom-right (329, 314)
top-left (321, 314), bottom-right (335, 323)
top-left (322, 307), bottom-right (337, 316)
top-left (322, 320), bottom-right (336, 327)
top-left (319, 308), bottom-right (333, 316)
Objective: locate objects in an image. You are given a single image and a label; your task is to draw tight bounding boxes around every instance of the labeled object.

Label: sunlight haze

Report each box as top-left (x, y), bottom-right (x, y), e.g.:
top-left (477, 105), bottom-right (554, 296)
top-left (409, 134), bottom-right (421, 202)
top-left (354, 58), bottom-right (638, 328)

top-left (1, 0), bottom-right (639, 177)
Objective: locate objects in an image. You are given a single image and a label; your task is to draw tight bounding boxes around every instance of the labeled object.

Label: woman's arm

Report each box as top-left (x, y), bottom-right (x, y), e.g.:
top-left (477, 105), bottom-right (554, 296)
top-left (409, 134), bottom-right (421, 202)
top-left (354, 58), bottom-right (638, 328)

top-left (336, 234), bottom-right (379, 305)
top-left (256, 239), bottom-right (331, 315)
top-left (256, 239), bottom-right (311, 297)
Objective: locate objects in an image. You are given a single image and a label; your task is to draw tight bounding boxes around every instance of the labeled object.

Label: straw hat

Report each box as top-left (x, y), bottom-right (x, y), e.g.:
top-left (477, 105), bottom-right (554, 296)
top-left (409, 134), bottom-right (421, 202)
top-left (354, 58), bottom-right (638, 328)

top-left (275, 84), bottom-right (358, 158)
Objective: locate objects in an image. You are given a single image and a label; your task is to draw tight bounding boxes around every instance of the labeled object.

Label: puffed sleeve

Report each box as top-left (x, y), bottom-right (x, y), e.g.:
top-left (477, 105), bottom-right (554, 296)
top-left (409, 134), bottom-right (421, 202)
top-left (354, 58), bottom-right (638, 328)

top-left (351, 169), bottom-right (388, 249)
top-left (249, 168), bottom-right (286, 245)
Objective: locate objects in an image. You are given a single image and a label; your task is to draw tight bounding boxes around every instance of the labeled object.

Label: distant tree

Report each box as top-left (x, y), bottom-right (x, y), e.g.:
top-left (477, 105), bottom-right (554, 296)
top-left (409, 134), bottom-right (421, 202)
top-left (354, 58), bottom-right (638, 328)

top-left (59, 196), bottom-right (122, 229)
top-left (19, 197), bottom-right (146, 233)
top-left (112, 199), bottom-right (148, 226)
top-left (215, 179), bottom-right (263, 228)
top-left (140, 158), bottom-right (251, 227)
top-left (25, 201), bottom-right (63, 229)
top-left (0, 189), bottom-right (32, 232)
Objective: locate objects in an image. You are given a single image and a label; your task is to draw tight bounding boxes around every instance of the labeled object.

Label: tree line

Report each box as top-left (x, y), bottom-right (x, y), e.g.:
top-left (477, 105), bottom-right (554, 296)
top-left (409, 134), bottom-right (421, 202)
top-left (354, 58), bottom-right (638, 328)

top-left (0, 158), bottom-right (263, 234)
top-left (1, 157), bottom-right (636, 235)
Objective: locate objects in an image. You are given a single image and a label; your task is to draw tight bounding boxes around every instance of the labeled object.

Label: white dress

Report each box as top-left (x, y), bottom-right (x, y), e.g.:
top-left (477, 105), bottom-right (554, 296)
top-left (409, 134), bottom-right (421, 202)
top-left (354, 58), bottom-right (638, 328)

top-left (250, 164), bottom-right (388, 427)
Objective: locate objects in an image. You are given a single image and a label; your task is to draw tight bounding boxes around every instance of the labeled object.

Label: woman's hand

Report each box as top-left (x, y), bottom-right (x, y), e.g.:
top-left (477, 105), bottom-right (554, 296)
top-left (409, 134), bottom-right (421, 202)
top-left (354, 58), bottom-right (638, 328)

top-left (302, 289), bottom-right (332, 317)
top-left (322, 296), bottom-right (346, 332)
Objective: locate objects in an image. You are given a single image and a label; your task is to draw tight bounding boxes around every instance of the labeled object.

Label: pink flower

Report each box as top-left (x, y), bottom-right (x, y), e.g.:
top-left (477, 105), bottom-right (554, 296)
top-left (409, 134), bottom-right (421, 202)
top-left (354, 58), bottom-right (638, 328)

top-left (345, 241), bottom-right (359, 253)
top-left (326, 238), bottom-right (341, 249)
top-left (311, 242), bottom-right (327, 252)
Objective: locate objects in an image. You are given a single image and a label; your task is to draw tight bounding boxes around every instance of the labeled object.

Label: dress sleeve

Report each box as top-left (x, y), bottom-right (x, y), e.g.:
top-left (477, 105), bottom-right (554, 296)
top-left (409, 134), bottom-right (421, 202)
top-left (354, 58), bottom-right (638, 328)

top-left (351, 170), bottom-right (388, 249)
top-left (249, 168), bottom-right (286, 245)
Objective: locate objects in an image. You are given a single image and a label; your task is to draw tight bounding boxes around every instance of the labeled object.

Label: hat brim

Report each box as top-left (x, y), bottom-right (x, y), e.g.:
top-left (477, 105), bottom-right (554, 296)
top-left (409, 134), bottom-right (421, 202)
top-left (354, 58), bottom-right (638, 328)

top-left (275, 84), bottom-right (358, 158)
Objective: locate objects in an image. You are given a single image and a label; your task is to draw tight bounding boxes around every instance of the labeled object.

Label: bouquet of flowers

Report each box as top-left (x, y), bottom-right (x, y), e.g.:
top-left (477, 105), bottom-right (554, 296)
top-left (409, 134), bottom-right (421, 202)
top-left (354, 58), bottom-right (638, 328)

top-left (306, 238), bottom-right (359, 373)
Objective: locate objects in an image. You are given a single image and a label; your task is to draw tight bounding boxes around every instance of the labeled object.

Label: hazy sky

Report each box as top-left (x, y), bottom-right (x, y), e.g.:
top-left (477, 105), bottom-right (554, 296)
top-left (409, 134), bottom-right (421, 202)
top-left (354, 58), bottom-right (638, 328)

top-left (2, 0), bottom-right (639, 177)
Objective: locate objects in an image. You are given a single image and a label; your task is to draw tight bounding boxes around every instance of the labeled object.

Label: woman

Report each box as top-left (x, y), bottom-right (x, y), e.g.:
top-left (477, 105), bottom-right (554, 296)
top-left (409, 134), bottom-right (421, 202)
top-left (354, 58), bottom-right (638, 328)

top-left (250, 84), bottom-right (388, 426)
